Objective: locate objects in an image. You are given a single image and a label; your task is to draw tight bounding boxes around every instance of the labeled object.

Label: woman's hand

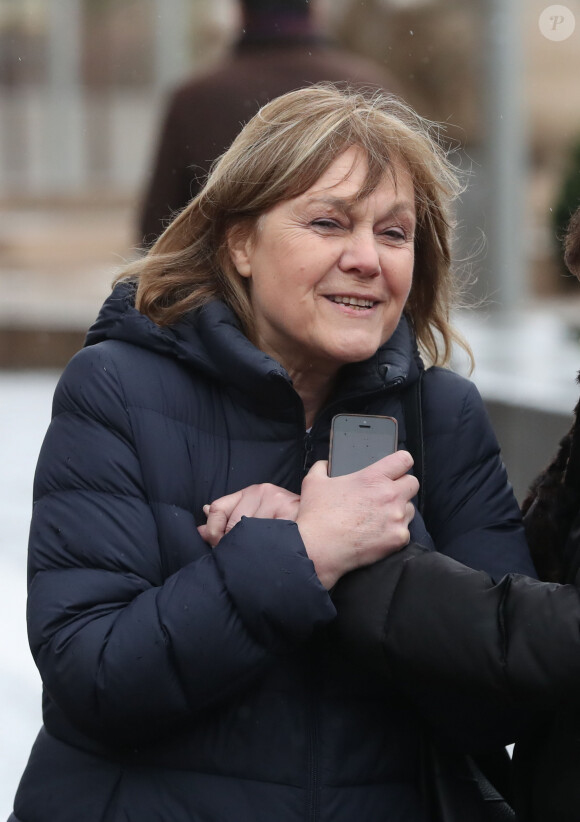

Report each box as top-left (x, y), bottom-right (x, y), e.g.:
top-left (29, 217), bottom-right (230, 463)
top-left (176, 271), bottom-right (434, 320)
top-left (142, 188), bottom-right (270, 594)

top-left (198, 484), bottom-right (300, 547)
top-left (296, 450), bottom-right (419, 589)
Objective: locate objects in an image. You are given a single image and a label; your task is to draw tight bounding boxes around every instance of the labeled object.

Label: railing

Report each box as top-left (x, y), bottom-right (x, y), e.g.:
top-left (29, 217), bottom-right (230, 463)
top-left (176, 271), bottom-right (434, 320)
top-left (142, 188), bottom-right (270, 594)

top-left (0, 0), bottom-right (194, 197)
top-left (0, 87), bottom-right (162, 195)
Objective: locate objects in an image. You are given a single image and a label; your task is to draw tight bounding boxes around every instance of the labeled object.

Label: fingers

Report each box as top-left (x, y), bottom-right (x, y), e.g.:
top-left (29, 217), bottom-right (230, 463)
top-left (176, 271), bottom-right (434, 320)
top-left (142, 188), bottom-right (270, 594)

top-left (198, 507), bottom-right (229, 548)
top-left (306, 454), bottom-right (418, 501)
top-left (199, 451), bottom-right (419, 555)
top-left (198, 489), bottom-right (244, 547)
top-left (198, 484), bottom-right (301, 547)
top-left (365, 449), bottom-right (414, 480)
top-left (205, 489), bottom-right (244, 521)
top-left (307, 460), bottom-right (329, 479)
top-left (354, 452), bottom-right (419, 501)
top-left (400, 501), bottom-right (417, 547)
top-left (298, 451), bottom-right (421, 587)
top-left (309, 451), bottom-right (414, 482)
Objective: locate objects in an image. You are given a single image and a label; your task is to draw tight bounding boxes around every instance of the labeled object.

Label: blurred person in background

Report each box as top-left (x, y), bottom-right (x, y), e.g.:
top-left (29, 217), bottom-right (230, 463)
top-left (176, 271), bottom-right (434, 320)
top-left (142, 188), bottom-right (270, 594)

top-left (9, 85), bottom-right (535, 822)
top-left (138, 0), bottom-right (404, 247)
top-left (331, 208), bottom-right (580, 822)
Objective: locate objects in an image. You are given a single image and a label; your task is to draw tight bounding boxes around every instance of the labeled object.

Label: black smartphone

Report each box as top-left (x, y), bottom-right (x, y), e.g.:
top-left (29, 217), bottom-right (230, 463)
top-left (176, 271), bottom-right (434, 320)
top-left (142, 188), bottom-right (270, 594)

top-left (328, 414), bottom-right (398, 477)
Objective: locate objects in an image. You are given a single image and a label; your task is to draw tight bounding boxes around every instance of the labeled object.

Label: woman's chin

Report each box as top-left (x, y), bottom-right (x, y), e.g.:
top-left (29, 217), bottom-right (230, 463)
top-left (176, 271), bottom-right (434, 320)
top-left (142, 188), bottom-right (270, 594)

top-left (326, 325), bottom-right (397, 366)
top-left (330, 341), bottom-right (382, 366)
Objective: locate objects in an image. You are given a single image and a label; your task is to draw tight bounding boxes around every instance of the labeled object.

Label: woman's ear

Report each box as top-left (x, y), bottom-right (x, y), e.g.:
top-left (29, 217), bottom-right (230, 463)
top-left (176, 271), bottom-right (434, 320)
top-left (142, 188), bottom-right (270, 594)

top-left (226, 224), bottom-right (253, 279)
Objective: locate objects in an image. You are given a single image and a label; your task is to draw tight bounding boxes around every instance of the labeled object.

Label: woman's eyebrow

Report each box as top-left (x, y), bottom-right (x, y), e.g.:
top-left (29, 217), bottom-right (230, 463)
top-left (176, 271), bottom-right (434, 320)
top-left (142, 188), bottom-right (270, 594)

top-left (387, 202), bottom-right (417, 222)
top-left (305, 196), bottom-right (351, 213)
top-left (305, 196), bottom-right (416, 221)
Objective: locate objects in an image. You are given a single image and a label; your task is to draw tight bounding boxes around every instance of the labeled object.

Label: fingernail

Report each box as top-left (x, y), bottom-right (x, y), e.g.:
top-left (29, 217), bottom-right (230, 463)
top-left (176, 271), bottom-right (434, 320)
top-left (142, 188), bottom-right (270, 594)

top-left (203, 504), bottom-right (210, 516)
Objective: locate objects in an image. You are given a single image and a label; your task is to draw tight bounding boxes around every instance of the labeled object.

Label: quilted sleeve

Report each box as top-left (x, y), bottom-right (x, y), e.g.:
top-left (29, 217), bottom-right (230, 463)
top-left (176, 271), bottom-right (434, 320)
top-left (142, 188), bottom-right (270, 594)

top-left (27, 345), bottom-right (335, 746)
top-left (377, 548), bottom-right (580, 710)
top-left (333, 546), bottom-right (573, 751)
top-left (421, 368), bottom-right (537, 580)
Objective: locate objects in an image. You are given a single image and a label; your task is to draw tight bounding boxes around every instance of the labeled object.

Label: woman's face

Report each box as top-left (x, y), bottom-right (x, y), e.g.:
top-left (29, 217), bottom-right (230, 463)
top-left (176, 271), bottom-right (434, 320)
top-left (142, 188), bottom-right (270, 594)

top-left (229, 146), bottom-right (416, 377)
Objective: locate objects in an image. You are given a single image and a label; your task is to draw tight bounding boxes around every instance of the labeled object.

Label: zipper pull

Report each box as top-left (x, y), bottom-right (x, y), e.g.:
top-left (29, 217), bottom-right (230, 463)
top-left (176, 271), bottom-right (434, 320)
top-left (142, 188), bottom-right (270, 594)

top-left (303, 430), bottom-right (313, 473)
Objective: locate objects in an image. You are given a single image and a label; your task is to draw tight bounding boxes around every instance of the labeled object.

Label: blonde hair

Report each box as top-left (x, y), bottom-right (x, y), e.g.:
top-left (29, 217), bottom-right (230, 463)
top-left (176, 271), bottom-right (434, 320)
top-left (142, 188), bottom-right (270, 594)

top-left (123, 83), bottom-right (471, 366)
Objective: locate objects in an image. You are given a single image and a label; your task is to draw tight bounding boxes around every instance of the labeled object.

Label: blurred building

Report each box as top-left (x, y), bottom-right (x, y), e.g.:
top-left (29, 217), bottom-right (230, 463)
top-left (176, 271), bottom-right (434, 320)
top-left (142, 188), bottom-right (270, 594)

top-left (0, 0), bottom-right (579, 369)
top-left (0, 0), bottom-right (578, 209)
top-left (0, 0), bottom-right (199, 197)
top-left (0, 0), bottom-right (223, 367)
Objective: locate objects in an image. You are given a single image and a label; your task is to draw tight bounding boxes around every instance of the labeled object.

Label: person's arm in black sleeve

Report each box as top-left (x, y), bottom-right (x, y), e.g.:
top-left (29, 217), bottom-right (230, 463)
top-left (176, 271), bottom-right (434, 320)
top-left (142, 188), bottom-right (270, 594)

top-left (333, 544), bottom-right (580, 748)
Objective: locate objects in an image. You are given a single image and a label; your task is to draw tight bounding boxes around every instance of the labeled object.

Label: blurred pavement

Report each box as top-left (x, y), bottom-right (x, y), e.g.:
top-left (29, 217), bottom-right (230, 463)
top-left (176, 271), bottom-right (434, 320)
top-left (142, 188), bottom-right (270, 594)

top-left (0, 197), bottom-right (137, 368)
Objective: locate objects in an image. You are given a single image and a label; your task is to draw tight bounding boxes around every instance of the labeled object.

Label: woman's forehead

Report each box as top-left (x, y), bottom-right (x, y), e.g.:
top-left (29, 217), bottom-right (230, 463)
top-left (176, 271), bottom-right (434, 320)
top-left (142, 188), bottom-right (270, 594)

top-left (300, 147), bottom-right (413, 204)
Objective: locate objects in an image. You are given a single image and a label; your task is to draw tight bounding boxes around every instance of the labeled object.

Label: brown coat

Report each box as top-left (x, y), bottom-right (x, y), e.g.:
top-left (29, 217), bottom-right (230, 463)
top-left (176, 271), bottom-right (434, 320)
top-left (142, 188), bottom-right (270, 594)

top-left (137, 38), bottom-right (403, 245)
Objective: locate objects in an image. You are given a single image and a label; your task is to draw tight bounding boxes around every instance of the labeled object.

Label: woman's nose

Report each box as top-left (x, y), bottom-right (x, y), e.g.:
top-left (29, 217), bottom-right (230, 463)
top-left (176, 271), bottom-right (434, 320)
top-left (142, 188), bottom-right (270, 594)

top-left (338, 231), bottom-right (381, 277)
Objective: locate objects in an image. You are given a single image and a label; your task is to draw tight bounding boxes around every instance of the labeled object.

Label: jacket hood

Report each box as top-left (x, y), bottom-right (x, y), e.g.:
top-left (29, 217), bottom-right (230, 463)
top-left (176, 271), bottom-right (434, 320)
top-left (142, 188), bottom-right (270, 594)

top-left (85, 281), bottom-right (422, 406)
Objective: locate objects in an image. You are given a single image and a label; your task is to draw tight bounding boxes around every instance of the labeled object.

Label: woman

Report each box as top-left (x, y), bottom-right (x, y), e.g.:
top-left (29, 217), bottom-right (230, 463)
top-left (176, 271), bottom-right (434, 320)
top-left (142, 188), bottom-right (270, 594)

top-left (9, 85), bottom-right (535, 822)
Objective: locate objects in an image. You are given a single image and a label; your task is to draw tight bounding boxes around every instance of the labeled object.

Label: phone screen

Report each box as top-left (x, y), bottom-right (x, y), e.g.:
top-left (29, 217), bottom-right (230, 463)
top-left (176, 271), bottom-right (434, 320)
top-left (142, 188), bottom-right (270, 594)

top-left (328, 414), bottom-right (398, 477)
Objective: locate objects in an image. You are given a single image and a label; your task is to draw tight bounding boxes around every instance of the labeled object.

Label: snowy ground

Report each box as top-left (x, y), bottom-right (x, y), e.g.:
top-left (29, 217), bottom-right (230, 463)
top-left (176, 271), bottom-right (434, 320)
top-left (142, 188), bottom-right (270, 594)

top-left (0, 371), bottom-right (58, 818)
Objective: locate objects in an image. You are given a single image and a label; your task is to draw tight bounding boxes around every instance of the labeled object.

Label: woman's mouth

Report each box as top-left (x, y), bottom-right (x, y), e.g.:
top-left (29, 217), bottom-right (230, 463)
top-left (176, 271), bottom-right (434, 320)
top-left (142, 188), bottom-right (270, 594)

top-left (327, 295), bottom-right (376, 310)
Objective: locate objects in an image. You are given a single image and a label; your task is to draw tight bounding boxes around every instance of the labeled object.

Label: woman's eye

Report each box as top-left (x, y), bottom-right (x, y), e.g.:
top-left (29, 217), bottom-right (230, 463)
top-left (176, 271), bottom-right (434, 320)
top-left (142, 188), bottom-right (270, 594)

top-left (381, 228), bottom-right (407, 242)
top-left (312, 219), bottom-right (340, 229)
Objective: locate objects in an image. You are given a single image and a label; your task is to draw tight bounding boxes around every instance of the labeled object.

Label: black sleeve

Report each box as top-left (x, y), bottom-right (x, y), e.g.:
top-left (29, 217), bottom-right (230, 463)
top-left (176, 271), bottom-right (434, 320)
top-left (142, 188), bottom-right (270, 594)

top-left (332, 546), bottom-right (578, 750)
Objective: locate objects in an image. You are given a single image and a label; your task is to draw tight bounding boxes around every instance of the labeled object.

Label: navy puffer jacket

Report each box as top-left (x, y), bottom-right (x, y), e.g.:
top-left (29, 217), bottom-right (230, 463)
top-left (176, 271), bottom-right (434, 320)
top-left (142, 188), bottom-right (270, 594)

top-left (10, 283), bottom-right (535, 822)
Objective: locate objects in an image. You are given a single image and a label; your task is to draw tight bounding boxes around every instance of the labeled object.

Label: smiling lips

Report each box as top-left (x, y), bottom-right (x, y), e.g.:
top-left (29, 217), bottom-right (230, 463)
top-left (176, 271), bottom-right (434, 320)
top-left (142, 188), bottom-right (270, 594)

top-left (327, 295), bottom-right (377, 310)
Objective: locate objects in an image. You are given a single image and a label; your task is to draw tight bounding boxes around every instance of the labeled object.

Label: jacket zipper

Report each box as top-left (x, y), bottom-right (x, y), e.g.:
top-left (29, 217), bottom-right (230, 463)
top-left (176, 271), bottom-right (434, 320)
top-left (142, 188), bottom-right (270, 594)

top-left (300, 376), bottom-right (405, 479)
top-left (305, 643), bottom-right (322, 822)
top-left (299, 376), bottom-right (408, 820)
top-left (307, 692), bottom-right (320, 822)
top-left (299, 414), bottom-right (321, 820)
top-left (302, 430), bottom-right (313, 475)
